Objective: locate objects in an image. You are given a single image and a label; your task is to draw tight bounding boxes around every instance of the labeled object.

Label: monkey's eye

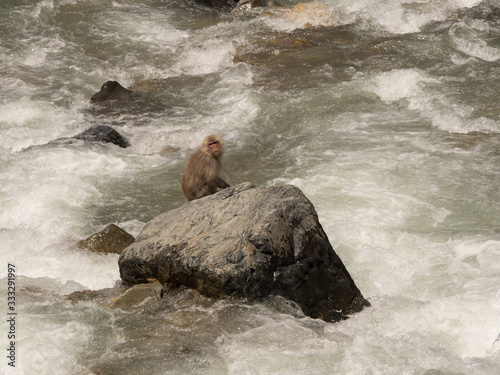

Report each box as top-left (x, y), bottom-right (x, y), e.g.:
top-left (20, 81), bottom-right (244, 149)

top-left (208, 141), bottom-right (218, 146)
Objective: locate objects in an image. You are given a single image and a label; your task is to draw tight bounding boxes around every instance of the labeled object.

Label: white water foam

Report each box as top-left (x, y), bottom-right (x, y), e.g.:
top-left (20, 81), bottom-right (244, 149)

top-left (0, 146), bottom-right (147, 289)
top-left (0, 98), bottom-right (82, 152)
top-left (449, 20), bottom-right (500, 62)
top-left (330, 0), bottom-right (484, 34)
top-left (361, 68), bottom-right (500, 133)
top-left (264, 1), bottom-right (344, 31)
top-left (173, 35), bottom-right (238, 75)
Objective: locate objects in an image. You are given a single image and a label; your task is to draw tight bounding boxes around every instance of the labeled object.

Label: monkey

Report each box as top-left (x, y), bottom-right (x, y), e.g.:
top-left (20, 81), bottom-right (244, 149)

top-left (181, 134), bottom-right (230, 201)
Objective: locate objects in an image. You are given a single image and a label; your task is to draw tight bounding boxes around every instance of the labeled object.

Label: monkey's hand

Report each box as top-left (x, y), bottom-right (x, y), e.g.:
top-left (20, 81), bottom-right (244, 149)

top-left (215, 177), bottom-right (230, 189)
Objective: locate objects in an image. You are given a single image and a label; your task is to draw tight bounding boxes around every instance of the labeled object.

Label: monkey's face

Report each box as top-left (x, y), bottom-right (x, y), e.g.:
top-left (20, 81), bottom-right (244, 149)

top-left (208, 140), bottom-right (221, 156)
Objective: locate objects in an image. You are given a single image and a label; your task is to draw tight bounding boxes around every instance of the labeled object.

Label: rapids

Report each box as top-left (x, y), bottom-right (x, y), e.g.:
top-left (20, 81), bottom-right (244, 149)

top-left (1, 0), bottom-right (499, 374)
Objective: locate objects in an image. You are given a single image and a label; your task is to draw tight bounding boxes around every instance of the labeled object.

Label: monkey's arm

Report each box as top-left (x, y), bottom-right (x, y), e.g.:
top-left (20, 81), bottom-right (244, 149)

top-left (214, 176), bottom-right (230, 189)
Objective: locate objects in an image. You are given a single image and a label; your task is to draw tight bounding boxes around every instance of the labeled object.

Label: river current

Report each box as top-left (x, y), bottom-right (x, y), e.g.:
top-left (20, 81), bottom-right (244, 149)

top-left (1, 0), bottom-right (499, 374)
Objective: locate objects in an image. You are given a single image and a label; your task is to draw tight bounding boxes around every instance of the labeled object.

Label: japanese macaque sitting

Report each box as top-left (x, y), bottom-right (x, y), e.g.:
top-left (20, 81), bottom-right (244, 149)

top-left (181, 134), bottom-right (230, 201)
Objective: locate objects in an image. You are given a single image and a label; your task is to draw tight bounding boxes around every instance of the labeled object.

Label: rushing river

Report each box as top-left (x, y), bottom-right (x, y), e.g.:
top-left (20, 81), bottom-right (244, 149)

top-left (1, 0), bottom-right (500, 373)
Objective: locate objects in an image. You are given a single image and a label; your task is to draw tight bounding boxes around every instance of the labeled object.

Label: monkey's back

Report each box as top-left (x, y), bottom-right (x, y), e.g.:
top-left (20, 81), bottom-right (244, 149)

top-left (181, 150), bottom-right (221, 201)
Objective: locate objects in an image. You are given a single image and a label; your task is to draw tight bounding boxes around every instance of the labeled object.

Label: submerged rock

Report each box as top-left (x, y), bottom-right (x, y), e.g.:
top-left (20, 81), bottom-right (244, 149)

top-left (466, 0), bottom-right (500, 21)
top-left (65, 279), bottom-right (163, 311)
top-left (78, 224), bottom-right (135, 254)
top-left (65, 286), bottom-right (127, 307)
top-left (194, 0), bottom-right (237, 9)
top-left (195, 0), bottom-right (280, 11)
top-left (109, 279), bottom-right (164, 310)
top-left (119, 183), bottom-right (369, 322)
top-left (231, 0), bottom-right (261, 13)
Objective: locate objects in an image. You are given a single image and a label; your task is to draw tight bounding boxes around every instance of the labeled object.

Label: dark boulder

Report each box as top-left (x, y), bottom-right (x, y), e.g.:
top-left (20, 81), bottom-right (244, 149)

top-left (89, 80), bottom-right (164, 117)
top-left (119, 183), bottom-right (369, 322)
top-left (194, 0), bottom-right (238, 9)
top-left (22, 125), bottom-right (130, 151)
top-left (90, 81), bottom-right (136, 103)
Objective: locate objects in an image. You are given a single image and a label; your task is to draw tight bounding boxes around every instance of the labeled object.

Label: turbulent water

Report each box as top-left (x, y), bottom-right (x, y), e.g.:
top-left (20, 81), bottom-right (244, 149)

top-left (1, 0), bottom-right (500, 373)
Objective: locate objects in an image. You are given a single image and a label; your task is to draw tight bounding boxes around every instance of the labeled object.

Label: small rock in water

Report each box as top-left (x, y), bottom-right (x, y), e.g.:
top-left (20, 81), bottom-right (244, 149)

top-left (65, 286), bottom-right (127, 307)
top-left (73, 125), bottom-right (130, 148)
top-left (231, 0), bottom-right (260, 13)
top-left (90, 81), bottom-right (135, 103)
top-left (65, 278), bottom-right (163, 311)
top-left (109, 279), bottom-right (164, 310)
top-left (78, 224), bottom-right (135, 254)
top-left (22, 125), bottom-right (130, 151)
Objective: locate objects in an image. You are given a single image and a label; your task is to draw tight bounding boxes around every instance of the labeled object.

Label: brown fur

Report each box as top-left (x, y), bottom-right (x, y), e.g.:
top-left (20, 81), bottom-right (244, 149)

top-left (181, 135), bottom-right (230, 201)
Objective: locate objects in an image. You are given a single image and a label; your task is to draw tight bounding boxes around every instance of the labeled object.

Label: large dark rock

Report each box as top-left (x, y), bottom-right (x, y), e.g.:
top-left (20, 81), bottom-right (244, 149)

top-left (119, 183), bottom-right (369, 322)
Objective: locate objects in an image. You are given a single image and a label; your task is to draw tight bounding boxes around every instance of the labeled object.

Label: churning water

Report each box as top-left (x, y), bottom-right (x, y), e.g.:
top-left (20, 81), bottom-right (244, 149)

top-left (1, 0), bottom-right (499, 373)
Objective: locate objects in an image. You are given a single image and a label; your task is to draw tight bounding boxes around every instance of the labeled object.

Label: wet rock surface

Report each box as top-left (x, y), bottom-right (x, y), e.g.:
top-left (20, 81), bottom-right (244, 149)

top-left (119, 183), bottom-right (370, 322)
top-left (65, 279), bottom-right (163, 311)
top-left (78, 224), bottom-right (135, 254)
top-left (72, 125), bottom-right (130, 148)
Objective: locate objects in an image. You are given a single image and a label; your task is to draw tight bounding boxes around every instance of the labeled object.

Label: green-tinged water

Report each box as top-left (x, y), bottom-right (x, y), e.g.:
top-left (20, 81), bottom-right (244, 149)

top-left (1, 0), bottom-right (499, 373)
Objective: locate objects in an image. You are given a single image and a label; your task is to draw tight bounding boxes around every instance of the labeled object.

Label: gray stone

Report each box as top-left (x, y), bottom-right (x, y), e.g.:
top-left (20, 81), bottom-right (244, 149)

top-left (78, 224), bottom-right (135, 254)
top-left (109, 279), bottom-right (164, 310)
top-left (118, 183), bottom-right (369, 322)
top-left (65, 279), bottom-right (163, 311)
